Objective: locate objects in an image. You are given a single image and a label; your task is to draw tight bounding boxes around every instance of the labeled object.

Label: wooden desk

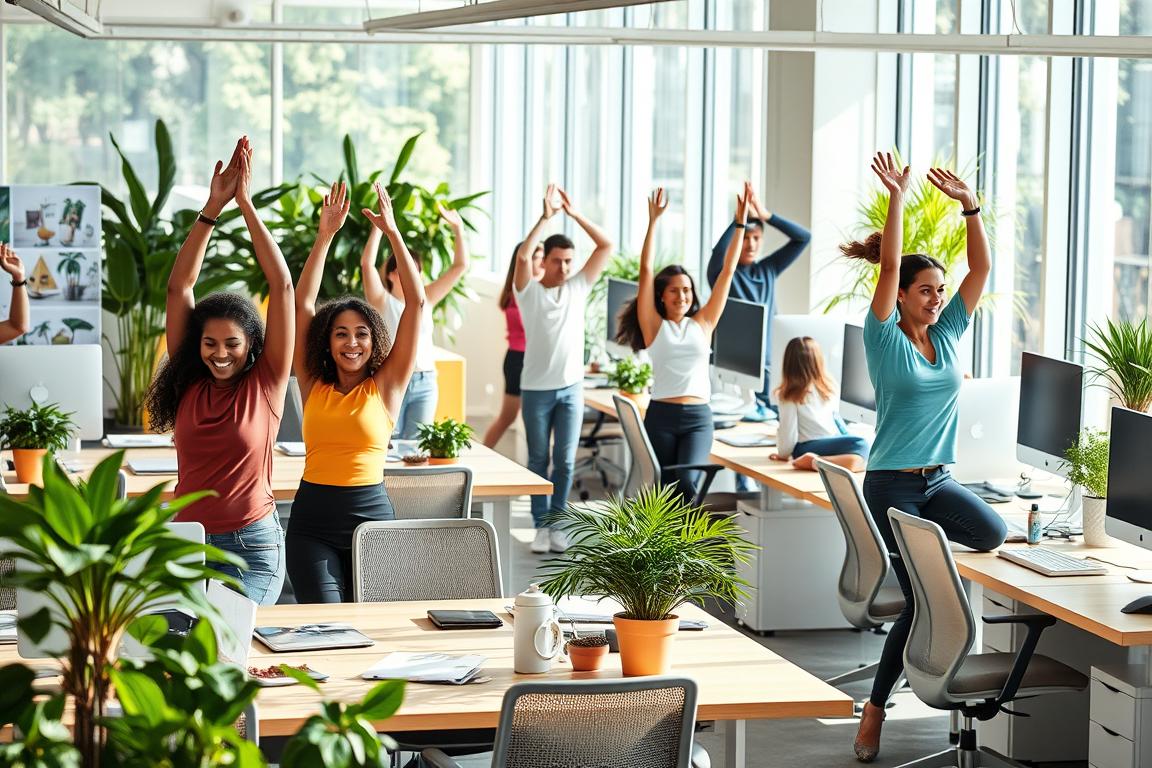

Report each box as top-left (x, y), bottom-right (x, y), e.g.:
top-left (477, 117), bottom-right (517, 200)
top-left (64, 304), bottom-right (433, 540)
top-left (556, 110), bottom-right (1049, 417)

top-left (1, 445), bottom-right (550, 595)
top-left (248, 599), bottom-right (853, 767)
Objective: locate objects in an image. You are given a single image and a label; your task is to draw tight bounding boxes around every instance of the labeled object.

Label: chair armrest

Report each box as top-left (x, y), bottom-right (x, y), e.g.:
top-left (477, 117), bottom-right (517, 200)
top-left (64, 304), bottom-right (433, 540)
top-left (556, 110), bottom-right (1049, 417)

top-left (664, 463), bottom-right (725, 504)
top-left (991, 613), bottom-right (1058, 708)
top-left (420, 748), bottom-right (464, 768)
top-left (982, 614), bottom-right (1057, 628)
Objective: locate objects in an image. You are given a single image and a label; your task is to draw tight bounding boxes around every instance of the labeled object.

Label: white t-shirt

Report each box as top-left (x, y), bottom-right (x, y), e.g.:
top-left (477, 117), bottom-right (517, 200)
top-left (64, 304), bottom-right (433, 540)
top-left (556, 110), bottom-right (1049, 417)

top-left (381, 292), bottom-right (436, 372)
top-left (648, 317), bottom-right (711, 401)
top-left (515, 273), bottom-right (591, 391)
top-left (775, 388), bottom-right (841, 459)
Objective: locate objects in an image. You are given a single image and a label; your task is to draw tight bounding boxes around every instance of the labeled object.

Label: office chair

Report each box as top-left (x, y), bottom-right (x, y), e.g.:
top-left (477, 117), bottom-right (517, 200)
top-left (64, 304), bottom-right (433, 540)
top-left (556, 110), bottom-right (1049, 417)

top-left (572, 408), bottom-right (626, 500)
top-left (422, 677), bottom-right (708, 768)
top-left (814, 459), bottom-right (905, 687)
top-left (382, 466), bottom-right (473, 519)
top-left (886, 509), bottom-right (1088, 768)
top-left (277, 377), bottom-right (304, 443)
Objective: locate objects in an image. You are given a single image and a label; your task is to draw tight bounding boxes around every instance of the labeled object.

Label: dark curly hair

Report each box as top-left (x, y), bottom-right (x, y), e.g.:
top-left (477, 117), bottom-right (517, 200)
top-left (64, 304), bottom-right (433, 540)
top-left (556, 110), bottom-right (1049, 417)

top-left (304, 295), bottom-right (392, 384)
top-left (145, 292), bottom-right (265, 433)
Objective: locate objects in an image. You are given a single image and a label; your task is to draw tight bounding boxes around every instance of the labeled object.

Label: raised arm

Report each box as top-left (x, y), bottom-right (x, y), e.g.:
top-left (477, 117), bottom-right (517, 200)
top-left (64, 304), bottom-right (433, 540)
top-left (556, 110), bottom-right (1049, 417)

top-left (750, 183), bottom-right (810, 277)
top-left (869, 152), bottom-right (911, 322)
top-left (561, 188), bottom-right (614, 284)
top-left (166, 137), bottom-right (244, 354)
top-left (514, 185), bottom-right (560, 293)
top-left (364, 183), bottom-right (427, 418)
top-left (636, 188), bottom-right (669, 349)
top-left (425, 203), bottom-right (469, 306)
top-left (694, 183), bottom-right (750, 333)
top-left (0, 246), bottom-right (28, 344)
top-left (236, 144), bottom-right (294, 390)
top-left (928, 168), bottom-right (988, 314)
top-left (360, 226), bottom-right (386, 310)
top-left (293, 181), bottom-right (349, 402)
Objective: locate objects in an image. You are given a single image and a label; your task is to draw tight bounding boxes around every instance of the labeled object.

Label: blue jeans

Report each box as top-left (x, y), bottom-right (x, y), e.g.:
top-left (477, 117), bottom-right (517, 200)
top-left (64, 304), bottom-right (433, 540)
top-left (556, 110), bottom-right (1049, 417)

top-left (393, 369), bottom-right (438, 440)
top-left (521, 383), bottom-right (583, 527)
top-left (793, 435), bottom-right (870, 460)
top-left (207, 511), bottom-right (285, 606)
top-left (862, 468), bottom-right (1007, 707)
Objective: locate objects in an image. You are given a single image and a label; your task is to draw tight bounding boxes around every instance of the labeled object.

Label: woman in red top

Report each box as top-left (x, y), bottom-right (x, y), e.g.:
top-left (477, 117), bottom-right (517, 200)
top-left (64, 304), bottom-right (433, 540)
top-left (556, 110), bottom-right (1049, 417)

top-left (482, 241), bottom-right (543, 448)
top-left (144, 137), bottom-right (294, 605)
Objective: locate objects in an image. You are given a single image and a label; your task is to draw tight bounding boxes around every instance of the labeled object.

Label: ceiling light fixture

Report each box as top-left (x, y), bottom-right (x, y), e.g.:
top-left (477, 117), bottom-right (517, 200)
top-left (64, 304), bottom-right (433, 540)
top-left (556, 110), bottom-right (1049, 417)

top-left (7, 0), bottom-right (103, 38)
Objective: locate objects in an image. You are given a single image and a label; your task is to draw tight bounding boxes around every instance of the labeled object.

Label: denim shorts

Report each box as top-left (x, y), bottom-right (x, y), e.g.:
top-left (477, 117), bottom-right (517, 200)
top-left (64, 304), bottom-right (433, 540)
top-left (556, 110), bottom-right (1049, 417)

top-left (206, 511), bottom-right (285, 606)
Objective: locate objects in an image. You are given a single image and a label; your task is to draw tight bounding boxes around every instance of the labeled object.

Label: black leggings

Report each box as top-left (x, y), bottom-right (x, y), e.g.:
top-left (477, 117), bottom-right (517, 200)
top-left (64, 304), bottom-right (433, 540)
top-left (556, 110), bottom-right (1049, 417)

top-left (643, 401), bottom-right (714, 502)
top-left (862, 468), bottom-right (1007, 707)
top-left (285, 480), bottom-right (394, 604)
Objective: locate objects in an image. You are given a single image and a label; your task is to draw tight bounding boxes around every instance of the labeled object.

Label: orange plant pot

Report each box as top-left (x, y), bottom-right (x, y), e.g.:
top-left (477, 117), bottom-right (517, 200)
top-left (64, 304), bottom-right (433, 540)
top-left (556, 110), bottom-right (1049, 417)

top-left (428, 456), bottom-right (459, 465)
top-left (566, 642), bottom-right (609, 672)
top-left (12, 448), bottom-right (47, 486)
top-left (612, 613), bottom-right (678, 676)
top-left (618, 391), bottom-right (650, 409)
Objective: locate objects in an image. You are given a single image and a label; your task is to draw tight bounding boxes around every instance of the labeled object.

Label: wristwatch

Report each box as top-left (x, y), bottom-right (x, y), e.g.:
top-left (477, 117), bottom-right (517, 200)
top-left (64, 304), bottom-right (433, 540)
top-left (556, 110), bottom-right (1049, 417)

top-left (10, 278), bottom-right (27, 287)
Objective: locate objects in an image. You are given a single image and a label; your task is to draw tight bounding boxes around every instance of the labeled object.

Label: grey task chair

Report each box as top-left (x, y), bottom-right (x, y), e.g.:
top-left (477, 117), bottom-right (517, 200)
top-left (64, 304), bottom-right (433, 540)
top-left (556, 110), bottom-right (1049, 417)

top-left (886, 509), bottom-right (1088, 768)
top-left (572, 409), bottom-right (626, 499)
top-left (814, 458), bottom-right (905, 686)
top-left (382, 466), bottom-right (473, 519)
top-left (422, 677), bottom-right (705, 768)
top-left (352, 518), bottom-right (502, 602)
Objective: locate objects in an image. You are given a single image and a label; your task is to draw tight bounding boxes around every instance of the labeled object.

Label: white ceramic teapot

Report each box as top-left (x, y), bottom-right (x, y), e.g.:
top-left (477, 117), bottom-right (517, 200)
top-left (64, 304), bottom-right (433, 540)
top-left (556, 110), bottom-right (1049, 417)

top-left (513, 583), bottom-right (563, 674)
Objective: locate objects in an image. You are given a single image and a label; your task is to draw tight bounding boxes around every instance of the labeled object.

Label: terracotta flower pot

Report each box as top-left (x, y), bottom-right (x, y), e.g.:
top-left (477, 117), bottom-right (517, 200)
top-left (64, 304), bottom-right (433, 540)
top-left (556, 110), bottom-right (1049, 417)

top-left (612, 613), bottom-right (678, 676)
top-left (566, 642), bottom-right (609, 672)
top-left (12, 448), bottom-right (47, 486)
top-left (618, 391), bottom-right (650, 409)
top-left (428, 456), bottom-right (459, 465)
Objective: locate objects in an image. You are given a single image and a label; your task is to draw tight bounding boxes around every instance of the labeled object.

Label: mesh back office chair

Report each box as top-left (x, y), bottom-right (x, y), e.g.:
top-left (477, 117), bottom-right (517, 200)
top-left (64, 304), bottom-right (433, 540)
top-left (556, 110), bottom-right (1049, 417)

top-left (352, 518), bottom-right (502, 602)
top-left (572, 408), bottom-right (626, 499)
top-left (382, 466), bottom-right (473, 519)
top-left (886, 509), bottom-right (1088, 768)
top-left (422, 677), bottom-right (704, 768)
top-left (814, 459), bottom-right (905, 687)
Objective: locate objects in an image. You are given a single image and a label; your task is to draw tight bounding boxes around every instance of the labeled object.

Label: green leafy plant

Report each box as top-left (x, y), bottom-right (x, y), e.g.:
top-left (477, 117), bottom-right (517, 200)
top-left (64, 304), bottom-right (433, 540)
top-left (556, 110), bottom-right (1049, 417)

top-left (1083, 318), bottom-right (1152, 413)
top-left (1062, 428), bottom-right (1110, 499)
top-left (416, 417), bottom-right (475, 459)
top-left (538, 485), bottom-right (756, 621)
top-left (607, 356), bottom-right (652, 395)
top-left (58, 251), bottom-right (87, 298)
top-left (0, 402), bottom-right (77, 451)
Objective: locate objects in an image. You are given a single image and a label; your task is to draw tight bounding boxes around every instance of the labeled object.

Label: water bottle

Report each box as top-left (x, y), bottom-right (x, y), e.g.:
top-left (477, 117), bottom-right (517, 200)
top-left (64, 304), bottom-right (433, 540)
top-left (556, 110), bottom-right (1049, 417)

top-left (1027, 503), bottom-right (1042, 545)
top-left (513, 584), bottom-right (562, 674)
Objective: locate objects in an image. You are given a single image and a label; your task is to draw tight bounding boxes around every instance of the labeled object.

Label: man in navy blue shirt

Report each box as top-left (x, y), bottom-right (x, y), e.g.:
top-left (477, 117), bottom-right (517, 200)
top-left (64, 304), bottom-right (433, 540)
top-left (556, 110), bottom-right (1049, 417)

top-left (707, 184), bottom-right (811, 419)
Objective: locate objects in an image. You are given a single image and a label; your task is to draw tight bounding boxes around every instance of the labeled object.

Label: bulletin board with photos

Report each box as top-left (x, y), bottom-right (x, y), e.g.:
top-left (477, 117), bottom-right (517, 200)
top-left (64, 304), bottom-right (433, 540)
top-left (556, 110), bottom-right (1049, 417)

top-left (0, 185), bottom-right (102, 346)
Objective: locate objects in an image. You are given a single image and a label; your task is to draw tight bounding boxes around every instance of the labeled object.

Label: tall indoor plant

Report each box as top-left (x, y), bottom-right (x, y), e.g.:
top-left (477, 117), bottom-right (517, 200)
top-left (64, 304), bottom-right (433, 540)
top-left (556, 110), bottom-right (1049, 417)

top-left (539, 485), bottom-right (755, 676)
top-left (1083, 317), bottom-right (1152, 413)
top-left (1063, 428), bottom-right (1111, 547)
top-left (0, 402), bottom-right (76, 484)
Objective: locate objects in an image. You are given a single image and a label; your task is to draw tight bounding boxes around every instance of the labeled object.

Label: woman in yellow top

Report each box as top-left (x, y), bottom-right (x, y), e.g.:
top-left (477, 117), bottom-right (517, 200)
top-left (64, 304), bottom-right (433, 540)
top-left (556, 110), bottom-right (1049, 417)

top-left (286, 181), bottom-right (425, 603)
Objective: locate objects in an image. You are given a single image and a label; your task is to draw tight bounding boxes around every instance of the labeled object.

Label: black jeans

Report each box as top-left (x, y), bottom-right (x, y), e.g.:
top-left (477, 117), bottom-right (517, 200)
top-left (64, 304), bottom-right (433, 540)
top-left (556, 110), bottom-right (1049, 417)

top-left (643, 401), bottom-right (714, 502)
top-left (285, 480), bottom-right (394, 604)
top-left (862, 467), bottom-right (1007, 707)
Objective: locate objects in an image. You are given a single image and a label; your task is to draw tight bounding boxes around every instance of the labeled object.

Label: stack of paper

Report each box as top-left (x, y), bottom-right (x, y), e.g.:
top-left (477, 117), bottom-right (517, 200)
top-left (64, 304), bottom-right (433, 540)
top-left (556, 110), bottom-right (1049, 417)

top-left (362, 652), bottom-right (486, 684)
top-left (104, 434), bottom-right (174, 448)
top-left (0, 612), bottom-right (16, 644)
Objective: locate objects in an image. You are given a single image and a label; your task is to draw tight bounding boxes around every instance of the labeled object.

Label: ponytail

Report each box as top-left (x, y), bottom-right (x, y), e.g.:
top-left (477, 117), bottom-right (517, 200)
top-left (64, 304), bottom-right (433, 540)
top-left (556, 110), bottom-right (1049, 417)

top-left (840, 232), bottom-right (948, 291)
top-left (839, 231), bottom-right (883, 264)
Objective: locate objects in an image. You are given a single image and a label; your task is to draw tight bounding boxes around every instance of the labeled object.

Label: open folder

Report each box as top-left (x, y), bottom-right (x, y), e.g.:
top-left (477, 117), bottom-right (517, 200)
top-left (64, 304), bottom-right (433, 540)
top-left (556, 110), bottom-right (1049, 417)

top-left (361, 652), bottom-right (486, 684)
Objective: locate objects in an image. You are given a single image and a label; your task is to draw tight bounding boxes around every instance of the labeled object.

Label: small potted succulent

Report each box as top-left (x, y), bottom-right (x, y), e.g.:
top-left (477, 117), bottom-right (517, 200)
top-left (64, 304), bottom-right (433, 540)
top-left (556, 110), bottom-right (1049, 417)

top-left (565, 634), bottom-right (610, 672)
top-left (0, 402), bottom-right (77, 485)
top-left (416, 418), bottom-right (476, 465)
top-left (1062, 428), bottom-right (1110, 547)
top-left (608, 356), bottom-right (652, 405)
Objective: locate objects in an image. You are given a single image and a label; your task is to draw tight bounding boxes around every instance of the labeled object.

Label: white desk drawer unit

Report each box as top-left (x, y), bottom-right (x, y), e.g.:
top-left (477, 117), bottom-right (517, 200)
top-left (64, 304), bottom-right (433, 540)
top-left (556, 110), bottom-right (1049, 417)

top-left (1089, 666), bottom-right (1152, 768)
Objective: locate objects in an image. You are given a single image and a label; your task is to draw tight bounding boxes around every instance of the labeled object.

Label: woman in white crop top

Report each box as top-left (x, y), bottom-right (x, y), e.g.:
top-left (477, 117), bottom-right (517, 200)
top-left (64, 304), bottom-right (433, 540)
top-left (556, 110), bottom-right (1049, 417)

top-left (614, 186), bottom-right (748, 501)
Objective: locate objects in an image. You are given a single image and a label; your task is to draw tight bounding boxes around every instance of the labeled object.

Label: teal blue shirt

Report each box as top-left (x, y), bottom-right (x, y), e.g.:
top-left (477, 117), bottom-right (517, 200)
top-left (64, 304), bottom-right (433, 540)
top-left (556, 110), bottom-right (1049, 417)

top-left (864, 295), bottom-right (971, 470)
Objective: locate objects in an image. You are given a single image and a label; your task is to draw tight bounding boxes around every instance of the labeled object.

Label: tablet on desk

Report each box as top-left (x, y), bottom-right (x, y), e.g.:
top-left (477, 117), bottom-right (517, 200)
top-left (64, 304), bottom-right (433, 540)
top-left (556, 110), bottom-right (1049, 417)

top-left (127, 458), bottom-right (179, 475)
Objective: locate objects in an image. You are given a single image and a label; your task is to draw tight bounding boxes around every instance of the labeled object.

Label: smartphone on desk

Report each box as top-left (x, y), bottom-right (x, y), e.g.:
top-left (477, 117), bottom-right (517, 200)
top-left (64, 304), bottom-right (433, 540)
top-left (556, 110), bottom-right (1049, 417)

top-left (427, 609), bottom-right (504, 629)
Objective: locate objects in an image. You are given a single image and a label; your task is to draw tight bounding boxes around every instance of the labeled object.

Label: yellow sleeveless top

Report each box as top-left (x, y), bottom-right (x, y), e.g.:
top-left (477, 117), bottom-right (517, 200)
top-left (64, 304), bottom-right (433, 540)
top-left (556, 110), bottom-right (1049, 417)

top-left (302, 377), bottom-right (393, 486)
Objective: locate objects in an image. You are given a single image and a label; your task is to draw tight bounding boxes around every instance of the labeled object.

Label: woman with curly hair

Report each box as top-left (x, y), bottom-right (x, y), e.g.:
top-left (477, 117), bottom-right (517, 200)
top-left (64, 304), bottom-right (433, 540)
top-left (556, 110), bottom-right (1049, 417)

top-left (146, 136), bottom-right (294, 605)
top-left (286, 181), bottom-right (425, 604)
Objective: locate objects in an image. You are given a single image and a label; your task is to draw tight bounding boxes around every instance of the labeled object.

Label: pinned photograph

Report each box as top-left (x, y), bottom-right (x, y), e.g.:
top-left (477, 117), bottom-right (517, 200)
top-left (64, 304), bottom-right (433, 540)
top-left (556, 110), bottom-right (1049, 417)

top-left (10, 185), bottom-right (100, 248)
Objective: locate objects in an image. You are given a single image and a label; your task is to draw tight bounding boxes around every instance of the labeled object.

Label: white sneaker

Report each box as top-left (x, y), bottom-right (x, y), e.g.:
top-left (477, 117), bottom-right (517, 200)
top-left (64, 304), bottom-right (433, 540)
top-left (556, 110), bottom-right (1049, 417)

top-left (531, 528), bottom-right (551, 554)
top-left (549, 528), bottom-right (570, 553)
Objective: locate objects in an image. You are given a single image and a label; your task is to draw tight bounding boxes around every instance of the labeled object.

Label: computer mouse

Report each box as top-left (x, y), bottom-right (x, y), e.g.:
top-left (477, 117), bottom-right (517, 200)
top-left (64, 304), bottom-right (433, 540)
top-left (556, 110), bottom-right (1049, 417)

top-left (1121, 595), bottom-right (1152, 615)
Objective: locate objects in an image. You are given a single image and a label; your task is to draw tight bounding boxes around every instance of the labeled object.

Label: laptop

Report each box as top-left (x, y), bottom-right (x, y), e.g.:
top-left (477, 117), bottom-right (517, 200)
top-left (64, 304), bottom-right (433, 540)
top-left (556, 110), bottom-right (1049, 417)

top-left (127, 457), bottom-right (179, 475)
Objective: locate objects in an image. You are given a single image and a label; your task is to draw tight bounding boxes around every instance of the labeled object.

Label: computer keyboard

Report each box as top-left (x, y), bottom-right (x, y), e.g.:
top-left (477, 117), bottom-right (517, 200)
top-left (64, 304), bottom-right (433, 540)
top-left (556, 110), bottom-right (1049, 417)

top-left (997, 547), bottom-right (1108, 577)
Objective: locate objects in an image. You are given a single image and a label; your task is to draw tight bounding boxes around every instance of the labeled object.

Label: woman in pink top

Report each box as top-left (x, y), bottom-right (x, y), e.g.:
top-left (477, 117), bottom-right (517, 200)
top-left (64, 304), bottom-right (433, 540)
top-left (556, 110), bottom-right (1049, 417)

top-left (483, 241), bottom-right (543, 448)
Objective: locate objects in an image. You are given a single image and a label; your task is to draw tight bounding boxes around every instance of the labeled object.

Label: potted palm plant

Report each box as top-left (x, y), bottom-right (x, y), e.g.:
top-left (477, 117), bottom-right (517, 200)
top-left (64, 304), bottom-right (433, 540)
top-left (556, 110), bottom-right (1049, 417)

top-left (1084, 318), bottom-right (1152, 413)
top-left (416, 418), bottom-right (475, 465)
top-left (58, 251), bottom-right (87, 300)
top-left (0, 402), bottom-right (76, 485)
top-left (608, 356), bottom-right (652, 406)
top-left (1063, 428), bottom-right (1111, 547)
top-left (539, 485), bottom-right (755, 676)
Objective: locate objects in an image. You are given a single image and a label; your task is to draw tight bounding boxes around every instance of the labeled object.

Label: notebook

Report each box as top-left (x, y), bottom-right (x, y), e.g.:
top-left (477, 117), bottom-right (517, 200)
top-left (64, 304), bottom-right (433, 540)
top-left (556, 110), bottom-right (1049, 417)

top-left (715, 433), bottom-right (776, 448)
top-left (104, 433), bottom-right (174, 448)
top-left (127, 458), bottom-right (179, 475)
top-left (361, 651), bottom-right (486, 684)
top-left (253, 623), bottom-right (374, 653)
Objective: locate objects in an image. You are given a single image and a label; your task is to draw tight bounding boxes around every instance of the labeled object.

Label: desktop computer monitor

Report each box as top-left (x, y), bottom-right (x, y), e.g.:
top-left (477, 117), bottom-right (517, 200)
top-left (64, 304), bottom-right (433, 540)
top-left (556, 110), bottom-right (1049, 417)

top-left (1016, 352), bottom-right (1084, 477)
top-left (604, 278), bottom-right (638, 358)
top-left (952, 377), bottom-right (1021, 484)
top-left (0, 345), bottom-right (103, 440)
top-left (768, 315), bottom-right (845, 407)
top-left (1105, 406), bottom-right (1152, 551)
top-left (713, 297), bottom-right (766, 393)
top-left (840, 324), bottom-right (876, 426)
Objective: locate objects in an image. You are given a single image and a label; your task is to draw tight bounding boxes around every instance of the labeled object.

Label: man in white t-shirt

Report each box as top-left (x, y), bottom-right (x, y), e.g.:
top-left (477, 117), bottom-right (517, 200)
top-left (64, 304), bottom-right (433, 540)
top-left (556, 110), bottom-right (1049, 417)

top-left (514, 184), bottom-right (613, 554)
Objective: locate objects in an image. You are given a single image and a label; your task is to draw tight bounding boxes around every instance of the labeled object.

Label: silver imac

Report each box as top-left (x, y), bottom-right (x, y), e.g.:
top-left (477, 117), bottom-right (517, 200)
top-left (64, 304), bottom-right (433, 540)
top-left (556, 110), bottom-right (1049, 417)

top-left (840, 323), bottom-right (876, 426)
top-left (0, 345), bottom-right (103, 440)
top-left (604, 277), bottom-right (638, 360)
top-left (768, 314), bottom-right (845, 407)
top-left (952, 377), bottom-right (1021, 484)
top-left (1104, 407), bottom-right (1152, 613)
top-left (1016, 351), bottom-right (1083, 477)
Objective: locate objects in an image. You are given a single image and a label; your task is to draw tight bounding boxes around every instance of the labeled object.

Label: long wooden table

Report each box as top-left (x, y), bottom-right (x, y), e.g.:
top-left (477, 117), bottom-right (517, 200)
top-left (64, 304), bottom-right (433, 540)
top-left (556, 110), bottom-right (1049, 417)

top-left (248, 599), bottom-right (854, 767)
top-left (0, 445), bottom-right (550, 595)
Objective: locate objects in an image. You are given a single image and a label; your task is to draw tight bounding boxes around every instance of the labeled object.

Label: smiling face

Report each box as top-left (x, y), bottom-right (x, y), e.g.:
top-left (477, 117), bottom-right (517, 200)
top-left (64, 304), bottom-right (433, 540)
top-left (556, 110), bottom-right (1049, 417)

top-left (660, 274), bottom-right (695, 321)
top-left (200, 318), bottom-right (250, 383)
top-left (328, 309), bottom-right (374, 377)
top-left (898, 267), bottom-right (947, 326)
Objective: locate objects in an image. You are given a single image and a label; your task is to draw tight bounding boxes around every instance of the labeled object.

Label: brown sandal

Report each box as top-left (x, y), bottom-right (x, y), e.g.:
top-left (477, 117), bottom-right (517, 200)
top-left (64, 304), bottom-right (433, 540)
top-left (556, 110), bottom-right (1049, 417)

top-left (853, 701), bottom-right (886, 763)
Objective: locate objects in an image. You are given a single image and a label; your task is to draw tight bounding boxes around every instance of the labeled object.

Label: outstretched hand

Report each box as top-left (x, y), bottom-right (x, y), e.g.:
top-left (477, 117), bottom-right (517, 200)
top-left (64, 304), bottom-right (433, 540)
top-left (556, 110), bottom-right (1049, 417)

top-left (318, 181), bottom-right (350, 237)
top-left (362, 182), bottom-right (399, 234)
top-left (541, 184), bottom-right (562, 220)
top-left (746, 182), bottom-right (770, 221)
top-left (735, 181), bottom-right (752, 224)
top-left (558, 187), bottom-right (577, 218)
top-left (927, 167), bottom-right (977, 209)
top-left (871, 152), bottom-right (911, 198)
top-left (648, 188), bottom-right (668, 222)
top-left (235, 142), bottom-right (254, 207)
top-left (437, 201), bottom-right (463, 230)
top-left (0, 244), bottom-right (24, 281)
top-left (208, 137), bottom-right (247, 212)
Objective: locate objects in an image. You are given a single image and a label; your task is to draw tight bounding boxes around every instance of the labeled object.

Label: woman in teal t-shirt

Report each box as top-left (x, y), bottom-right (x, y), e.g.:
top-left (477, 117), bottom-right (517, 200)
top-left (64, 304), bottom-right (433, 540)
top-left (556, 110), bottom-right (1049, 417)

top-left (844, 153), bottom-right (1007, 764)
